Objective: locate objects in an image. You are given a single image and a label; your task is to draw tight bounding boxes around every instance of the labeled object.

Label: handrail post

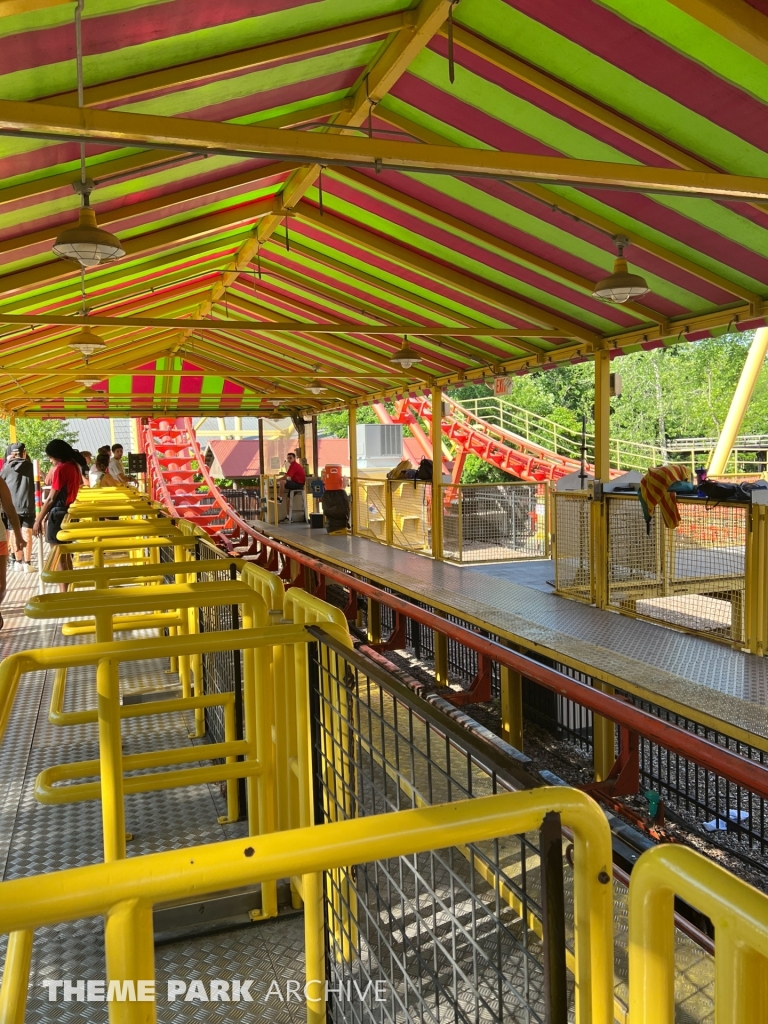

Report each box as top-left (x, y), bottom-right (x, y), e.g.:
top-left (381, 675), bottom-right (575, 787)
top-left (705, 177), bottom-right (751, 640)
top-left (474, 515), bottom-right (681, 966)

top-left (349, 405), bottom-right (358, 537)
top-left (104, 898), bottom-right (155, 1024)
top-left (98, 656), bottom-right (127, 862)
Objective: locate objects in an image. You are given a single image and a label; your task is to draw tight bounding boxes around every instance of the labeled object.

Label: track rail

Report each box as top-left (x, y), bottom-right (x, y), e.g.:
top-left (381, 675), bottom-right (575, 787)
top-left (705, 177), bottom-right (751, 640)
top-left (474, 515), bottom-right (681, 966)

top-left (384, 394), bottom-right (593, 482)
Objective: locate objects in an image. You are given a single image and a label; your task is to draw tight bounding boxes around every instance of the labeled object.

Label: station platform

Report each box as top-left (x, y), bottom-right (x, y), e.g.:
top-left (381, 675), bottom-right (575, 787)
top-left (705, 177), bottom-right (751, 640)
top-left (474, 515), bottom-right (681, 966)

top-left (259, 523), bottom-right (768, 746)
top-left (0, 571), bottom-right (305, 1024)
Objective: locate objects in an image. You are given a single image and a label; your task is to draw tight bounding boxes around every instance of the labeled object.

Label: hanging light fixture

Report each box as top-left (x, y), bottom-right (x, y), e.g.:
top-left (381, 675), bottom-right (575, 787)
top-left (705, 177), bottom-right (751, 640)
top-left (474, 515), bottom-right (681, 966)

top-left (592, 235), bottom-right (649, 304)
top-left (308, 364), bottom-right (327, 394)
top-left (270, 398), bottom-right (281, 407)
top-left (53, 181), bottom-right (124, 268)
top-left (76, 377), bottom-right (101, 387)
top-left (390, 336), bottom-right (419, 369)
top-left (68, 326), bottom-right (106, 363)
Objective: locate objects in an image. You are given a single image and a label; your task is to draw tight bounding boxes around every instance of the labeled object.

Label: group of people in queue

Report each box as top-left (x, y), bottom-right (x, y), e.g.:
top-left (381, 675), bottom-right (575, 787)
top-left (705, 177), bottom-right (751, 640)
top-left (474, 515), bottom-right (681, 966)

top-left (0, 439), bottom-right (132, 622)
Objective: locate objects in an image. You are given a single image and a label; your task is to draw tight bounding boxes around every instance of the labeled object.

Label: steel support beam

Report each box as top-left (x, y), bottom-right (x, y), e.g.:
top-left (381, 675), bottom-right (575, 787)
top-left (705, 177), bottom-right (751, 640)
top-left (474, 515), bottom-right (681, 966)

top-left (46, 13), bottom-right (412, 108)
top-left (1, 98), bottom-right (768, 199)
top-left (708, 327), bottom-right (768, 474)
top-left (667, 0), bottom-right (768, 65)
top-left (594, 349), bottom-right (611, 483)
top-left (0, 312), bottom-right (567, 336)
top-left (375, 107), bottom-right (761, 310)
top-left (293, 203), bottom-right (597, 343)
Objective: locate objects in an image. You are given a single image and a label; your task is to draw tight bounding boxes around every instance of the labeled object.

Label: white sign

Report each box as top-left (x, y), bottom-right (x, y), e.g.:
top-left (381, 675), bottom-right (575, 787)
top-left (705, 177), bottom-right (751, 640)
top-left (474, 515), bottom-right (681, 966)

top-left (493, 376), bottom-right (513, 396)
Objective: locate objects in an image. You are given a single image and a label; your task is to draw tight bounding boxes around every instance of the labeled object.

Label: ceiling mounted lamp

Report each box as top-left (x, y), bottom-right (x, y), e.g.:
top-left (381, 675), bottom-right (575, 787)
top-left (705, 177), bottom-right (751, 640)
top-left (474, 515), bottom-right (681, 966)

top-left (592, 235), bottom-right (649, 304)
top-left (269, 398), bottom-right (281, 407)
top-left (307, 366), bottom-right (327, 394)
top-left (68, 326), bottom-right (106, 364)
top-left (76, 377), bottom-right (101, 387)
top-left (390, 336), bottom-right (419, 370)
top-left (52, 180), bottom-right (125, 269)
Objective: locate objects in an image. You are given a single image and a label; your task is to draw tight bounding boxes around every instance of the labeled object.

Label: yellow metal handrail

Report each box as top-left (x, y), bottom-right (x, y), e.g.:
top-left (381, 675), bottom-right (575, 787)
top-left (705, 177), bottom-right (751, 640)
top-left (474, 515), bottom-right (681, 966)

top-left (629, 843), bottom-right (768, 1024)
top-left (0, 788), bottom-right (614, 1024)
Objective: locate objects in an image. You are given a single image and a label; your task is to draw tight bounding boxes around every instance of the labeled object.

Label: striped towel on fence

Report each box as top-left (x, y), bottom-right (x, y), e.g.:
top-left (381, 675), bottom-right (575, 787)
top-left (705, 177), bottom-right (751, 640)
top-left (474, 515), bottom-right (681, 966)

top-left (639, 464), bottom-right (690, 533)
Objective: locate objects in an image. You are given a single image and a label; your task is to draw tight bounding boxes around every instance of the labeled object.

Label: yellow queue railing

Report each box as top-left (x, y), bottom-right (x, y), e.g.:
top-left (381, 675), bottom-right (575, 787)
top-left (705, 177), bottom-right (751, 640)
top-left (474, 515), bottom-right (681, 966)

top-left (0, 787), bottom-right (615, 1024)
top-left (629, 843), bottom-right (768, 1024)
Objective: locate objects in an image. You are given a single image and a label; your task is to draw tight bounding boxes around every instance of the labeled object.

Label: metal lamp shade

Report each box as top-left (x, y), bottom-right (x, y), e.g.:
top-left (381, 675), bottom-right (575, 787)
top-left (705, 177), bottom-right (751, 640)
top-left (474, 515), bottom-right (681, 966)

top-left (68, 327), bottom-right (106, 363)
top-left (53, 207), bottom-right (125, 268)
top-left (391, 341), bottom-right (419, 369)
top-left (592, 257), bottom-right (649, 303)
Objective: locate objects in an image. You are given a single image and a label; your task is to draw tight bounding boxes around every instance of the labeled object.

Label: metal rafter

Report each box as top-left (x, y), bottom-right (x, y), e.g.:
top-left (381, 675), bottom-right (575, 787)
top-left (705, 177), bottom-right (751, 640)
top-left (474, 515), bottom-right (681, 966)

top-left (666, 0), bottom-right (768, 65)
top-left (2, 97), bottom-right (768, 199)
top-left (374, 106), bottom-right (762, 313)
top-left (45, 12), bottom-right (413, 109)
top-left (332, 167), bottom-right (665, 324)
top-left (292, 202), bottom-right (598, 342)
top-left (176, 0), bottom-right (457, 356)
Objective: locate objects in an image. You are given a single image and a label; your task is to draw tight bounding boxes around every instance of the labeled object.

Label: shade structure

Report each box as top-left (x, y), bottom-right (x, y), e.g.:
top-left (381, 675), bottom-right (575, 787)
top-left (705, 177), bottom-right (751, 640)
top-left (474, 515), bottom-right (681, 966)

top-left (0, 0), bottom-right (765, 416)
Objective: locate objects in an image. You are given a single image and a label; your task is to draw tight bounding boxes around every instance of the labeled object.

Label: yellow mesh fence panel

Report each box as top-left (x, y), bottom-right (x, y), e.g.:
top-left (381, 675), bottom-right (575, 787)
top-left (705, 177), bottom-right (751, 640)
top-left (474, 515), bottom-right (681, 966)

top-left (354, 480), bottom-right (388, 543)
top-left (606, 495), bottom-right (747, 643)
top-left (553, 492), bottom-right (592, 602)
top-left (442, 483), bottom-right (548, 563)
top-left (390, 480), bottom-right (431, 554)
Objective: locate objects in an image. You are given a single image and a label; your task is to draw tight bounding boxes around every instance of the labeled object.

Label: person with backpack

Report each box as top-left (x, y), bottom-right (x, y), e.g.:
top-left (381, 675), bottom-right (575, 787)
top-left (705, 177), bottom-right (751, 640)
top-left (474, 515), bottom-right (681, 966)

top-left (0, 441), bottom-right (36, 572)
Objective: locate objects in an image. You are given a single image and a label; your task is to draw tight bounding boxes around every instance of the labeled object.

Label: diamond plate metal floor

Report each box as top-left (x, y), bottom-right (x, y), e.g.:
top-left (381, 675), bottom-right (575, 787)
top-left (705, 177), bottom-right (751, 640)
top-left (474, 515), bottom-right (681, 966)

top-left (0, 569), bottom-right (306, 1024)
top-left (261, 523), bottom-right (768, 743)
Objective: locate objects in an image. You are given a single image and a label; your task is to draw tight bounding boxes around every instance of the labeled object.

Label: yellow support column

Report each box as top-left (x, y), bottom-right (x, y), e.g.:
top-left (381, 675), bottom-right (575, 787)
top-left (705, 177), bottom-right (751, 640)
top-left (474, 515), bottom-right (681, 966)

top-left (594, 349), bottom-right (611, 483)
top-left (349, 405), bottom-right (358, 537)
top-left (431, 385), bottom-right (444, 561)
top-left (8, 417), bottom-right (16, 444)
top-left (592, 350), bottom-right (615, 778)
top-left (709, 326), bottom-right (768, 475)
top-left (367, 598), bottom-right (381, 645)
top-left (500, 647), bottom-right (524, 752)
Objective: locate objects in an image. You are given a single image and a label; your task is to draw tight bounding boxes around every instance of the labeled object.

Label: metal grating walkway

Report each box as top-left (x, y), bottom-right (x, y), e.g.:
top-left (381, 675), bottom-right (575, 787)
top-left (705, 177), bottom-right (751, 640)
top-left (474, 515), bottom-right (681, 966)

top-left (260, 523), bottom-right (768, 743)
top-left (0, 571), bottom-right (305, 1024)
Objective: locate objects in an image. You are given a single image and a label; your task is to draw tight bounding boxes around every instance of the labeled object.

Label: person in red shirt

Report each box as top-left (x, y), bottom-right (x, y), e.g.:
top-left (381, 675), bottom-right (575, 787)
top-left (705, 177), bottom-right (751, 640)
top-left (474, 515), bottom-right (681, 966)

top-left (33, 439), bottom-right (82, 588)
top-left (278, 452), bottom-right (306, 501)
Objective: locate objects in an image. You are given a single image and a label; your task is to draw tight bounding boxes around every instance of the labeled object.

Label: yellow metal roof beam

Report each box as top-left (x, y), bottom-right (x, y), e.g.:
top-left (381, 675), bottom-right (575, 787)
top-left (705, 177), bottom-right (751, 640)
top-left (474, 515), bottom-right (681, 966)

top-left (0, 311), bottom-right (569, 336)
top-left (666, 0), bottom-right (768, 65)
top-left (375, 107), bottom-right (761, 311)
top-left (332, 167), bottom-right (664, 324)
top-left (179, 0), bottom-right (454, 355)
top-left (3, 97), bottom-right (768, 200)
top-left (292, 202), bottom-right (596, 343)
top-left (254, 238), bottom-right (549, 359)
top-left (46, 13), bottom-right (412, 109)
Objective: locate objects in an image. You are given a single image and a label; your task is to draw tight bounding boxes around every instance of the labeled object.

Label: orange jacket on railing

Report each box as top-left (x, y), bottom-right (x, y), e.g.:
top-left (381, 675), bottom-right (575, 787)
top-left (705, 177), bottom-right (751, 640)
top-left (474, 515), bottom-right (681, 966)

top-left (639, 465), bottom-right (691, 532)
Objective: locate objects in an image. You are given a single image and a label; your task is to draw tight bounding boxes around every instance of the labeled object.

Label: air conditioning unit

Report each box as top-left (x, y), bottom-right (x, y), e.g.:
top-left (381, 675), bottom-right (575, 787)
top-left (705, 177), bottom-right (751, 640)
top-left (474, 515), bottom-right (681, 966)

top-left (356, 424), bottom-right (403, 467)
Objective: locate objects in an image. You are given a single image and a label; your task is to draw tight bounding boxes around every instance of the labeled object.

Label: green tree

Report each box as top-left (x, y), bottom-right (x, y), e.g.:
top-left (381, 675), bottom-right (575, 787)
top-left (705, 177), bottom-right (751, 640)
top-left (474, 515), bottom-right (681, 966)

top-left (459, 453), bottom-right (513, 483)
top-left (0, 419), bottom-right (78, 461)
top-left (317, 405), bottom-right (379, 438)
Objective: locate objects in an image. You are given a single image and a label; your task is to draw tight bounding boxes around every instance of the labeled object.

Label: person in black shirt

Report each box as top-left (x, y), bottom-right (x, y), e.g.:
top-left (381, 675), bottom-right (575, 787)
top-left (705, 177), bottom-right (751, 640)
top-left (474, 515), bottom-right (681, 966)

top-left (0, 442), bottom-right (35, 572)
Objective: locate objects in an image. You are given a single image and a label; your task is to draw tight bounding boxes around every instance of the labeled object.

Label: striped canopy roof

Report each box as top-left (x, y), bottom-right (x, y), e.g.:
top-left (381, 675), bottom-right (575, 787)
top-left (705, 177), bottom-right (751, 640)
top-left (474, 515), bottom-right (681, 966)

top-left (1, 0), bottom-right (767, 417)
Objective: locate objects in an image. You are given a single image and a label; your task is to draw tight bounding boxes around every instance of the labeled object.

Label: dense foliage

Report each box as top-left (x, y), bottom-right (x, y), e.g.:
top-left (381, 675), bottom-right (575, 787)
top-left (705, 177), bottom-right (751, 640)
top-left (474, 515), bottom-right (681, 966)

top-left (313, 334), bottom-right (768, 482)
top-left (0, 419), bottom-right (78, 461)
